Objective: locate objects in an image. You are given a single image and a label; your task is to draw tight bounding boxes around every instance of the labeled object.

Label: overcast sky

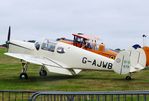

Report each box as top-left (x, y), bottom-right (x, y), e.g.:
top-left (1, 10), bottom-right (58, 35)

top-left (0, 0), bottom-right (149, 49)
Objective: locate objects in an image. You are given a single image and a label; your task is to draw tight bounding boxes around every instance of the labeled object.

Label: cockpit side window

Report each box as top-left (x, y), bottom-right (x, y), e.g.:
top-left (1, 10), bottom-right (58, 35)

top-left (41, 39), bottom-right (56, 52)
top-left (47, 43), bottom-right (56, 52)
top-left (41, 43), bottom-right (48, 50)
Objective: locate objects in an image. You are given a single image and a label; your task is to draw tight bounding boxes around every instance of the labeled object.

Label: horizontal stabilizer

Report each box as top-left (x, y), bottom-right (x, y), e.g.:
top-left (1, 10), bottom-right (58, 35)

top-left (130, 64), bottom-right (145, 73)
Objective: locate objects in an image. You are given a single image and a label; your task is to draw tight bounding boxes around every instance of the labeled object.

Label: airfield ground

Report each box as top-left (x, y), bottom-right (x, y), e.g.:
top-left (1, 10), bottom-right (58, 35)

top-left (0, 48), bottom-right (149, 91)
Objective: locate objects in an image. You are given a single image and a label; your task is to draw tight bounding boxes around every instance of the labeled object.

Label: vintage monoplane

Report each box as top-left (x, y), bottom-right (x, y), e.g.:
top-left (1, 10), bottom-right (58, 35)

top-left (4, 27), bottom-right (146, 80)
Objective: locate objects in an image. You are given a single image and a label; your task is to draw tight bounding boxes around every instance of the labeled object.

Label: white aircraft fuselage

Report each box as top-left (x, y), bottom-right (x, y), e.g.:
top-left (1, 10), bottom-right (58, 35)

top-left (5, 38), bottom-right (146, 80)
top-left (8, 39), bottom-right (114, 71)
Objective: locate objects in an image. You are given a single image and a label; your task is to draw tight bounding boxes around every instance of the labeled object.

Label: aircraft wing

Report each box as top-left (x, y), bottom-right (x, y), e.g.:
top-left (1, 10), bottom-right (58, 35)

top-left (5, 53), bottom-right (62, 66)
top-left (4, 52), bottom-right (79, 75)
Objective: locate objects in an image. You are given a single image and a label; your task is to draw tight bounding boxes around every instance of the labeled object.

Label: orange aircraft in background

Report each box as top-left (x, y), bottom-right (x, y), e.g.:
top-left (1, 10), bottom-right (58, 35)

top-left (143, 46), bottom-right (149, 66)
top-left (57, 33), bottom-right (117, 59)
top-left (58, 33), bottom-right (149, 67)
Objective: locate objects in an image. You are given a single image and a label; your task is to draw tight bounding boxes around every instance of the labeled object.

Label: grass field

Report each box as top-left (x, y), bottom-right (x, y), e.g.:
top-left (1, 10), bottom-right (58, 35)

top-left (0, 48), bottom-right (149, 91)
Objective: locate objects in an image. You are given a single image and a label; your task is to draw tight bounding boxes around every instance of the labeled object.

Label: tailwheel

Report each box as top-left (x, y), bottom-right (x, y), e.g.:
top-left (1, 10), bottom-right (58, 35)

top-left (125, 76), bottom-right (132, 80)
top-left (20, 73), bottom-right (28, 79)
top-left (39, 70), bottom-right (47, 77)
top-left (125, 73), bottom-right (132, 80)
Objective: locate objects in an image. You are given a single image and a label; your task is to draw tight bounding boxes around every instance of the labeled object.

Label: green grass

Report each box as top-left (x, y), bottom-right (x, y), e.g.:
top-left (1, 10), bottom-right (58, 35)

top-left (1, 48), bottom-right (149, 91)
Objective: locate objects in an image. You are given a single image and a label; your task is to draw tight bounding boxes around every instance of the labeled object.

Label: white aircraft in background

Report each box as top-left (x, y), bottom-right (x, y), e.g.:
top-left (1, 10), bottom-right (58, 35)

top-left (4, 27), bottom-right (146, 80)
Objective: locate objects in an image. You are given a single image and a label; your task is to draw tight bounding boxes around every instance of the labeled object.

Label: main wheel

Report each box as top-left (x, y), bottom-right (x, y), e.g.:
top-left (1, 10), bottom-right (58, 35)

top-left (39, 70), bottom-right (47, 77)
top-left (20, 73), bottom-right (28, 79)
top-left (125, 76), bottom-right (132, 80)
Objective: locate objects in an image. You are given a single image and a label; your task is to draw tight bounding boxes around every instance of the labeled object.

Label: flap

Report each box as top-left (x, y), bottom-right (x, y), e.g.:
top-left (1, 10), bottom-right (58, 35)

top-left (45, 65), bottom-right (73, 75)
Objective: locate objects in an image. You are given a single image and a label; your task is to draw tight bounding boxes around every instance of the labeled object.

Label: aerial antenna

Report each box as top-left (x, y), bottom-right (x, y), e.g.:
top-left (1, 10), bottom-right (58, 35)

top-left (142, 34), bottom-right (147, 47)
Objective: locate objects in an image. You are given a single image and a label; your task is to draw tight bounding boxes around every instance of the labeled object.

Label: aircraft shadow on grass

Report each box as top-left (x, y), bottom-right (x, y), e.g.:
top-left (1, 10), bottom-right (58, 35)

top-left (16, 74), bottom-right (137, 82)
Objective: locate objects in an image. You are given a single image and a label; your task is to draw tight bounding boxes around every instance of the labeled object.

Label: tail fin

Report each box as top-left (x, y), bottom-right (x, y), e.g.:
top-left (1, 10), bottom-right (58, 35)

top-left (113, 51), bottom-right (131, 74)
top-left (113, 48), bottom-right (146, 75)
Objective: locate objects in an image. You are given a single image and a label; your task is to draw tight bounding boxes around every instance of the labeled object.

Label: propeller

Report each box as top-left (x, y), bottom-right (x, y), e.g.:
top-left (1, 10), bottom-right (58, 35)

top-left (6, 26), bottom-right (11, 50)
top-left (7, 26), bottom-right (11, 42)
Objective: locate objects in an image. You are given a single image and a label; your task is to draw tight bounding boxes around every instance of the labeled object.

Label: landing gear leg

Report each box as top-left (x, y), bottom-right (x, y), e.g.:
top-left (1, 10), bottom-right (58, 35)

top-left (125, 73), bottom-right (132, 80)
top-left (39, 66), bottom-right (47, 77)
top-left (20, 62), bottom-right (29, 79)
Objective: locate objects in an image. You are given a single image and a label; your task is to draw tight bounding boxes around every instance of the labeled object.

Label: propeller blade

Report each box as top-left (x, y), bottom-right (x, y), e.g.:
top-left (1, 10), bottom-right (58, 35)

top-left (7, 26), bottom-right (11, 42)
top-left (6, 26), bottom-right (11, 51)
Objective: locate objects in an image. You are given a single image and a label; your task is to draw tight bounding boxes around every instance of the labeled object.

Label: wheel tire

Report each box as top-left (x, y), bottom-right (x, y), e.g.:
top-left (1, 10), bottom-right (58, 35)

top-left (125, 76), bottom-right (131, 80)
top-left (20, 73), bottom-right (28, 80)
top-left (39, 70), bottom-right (47, 77)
